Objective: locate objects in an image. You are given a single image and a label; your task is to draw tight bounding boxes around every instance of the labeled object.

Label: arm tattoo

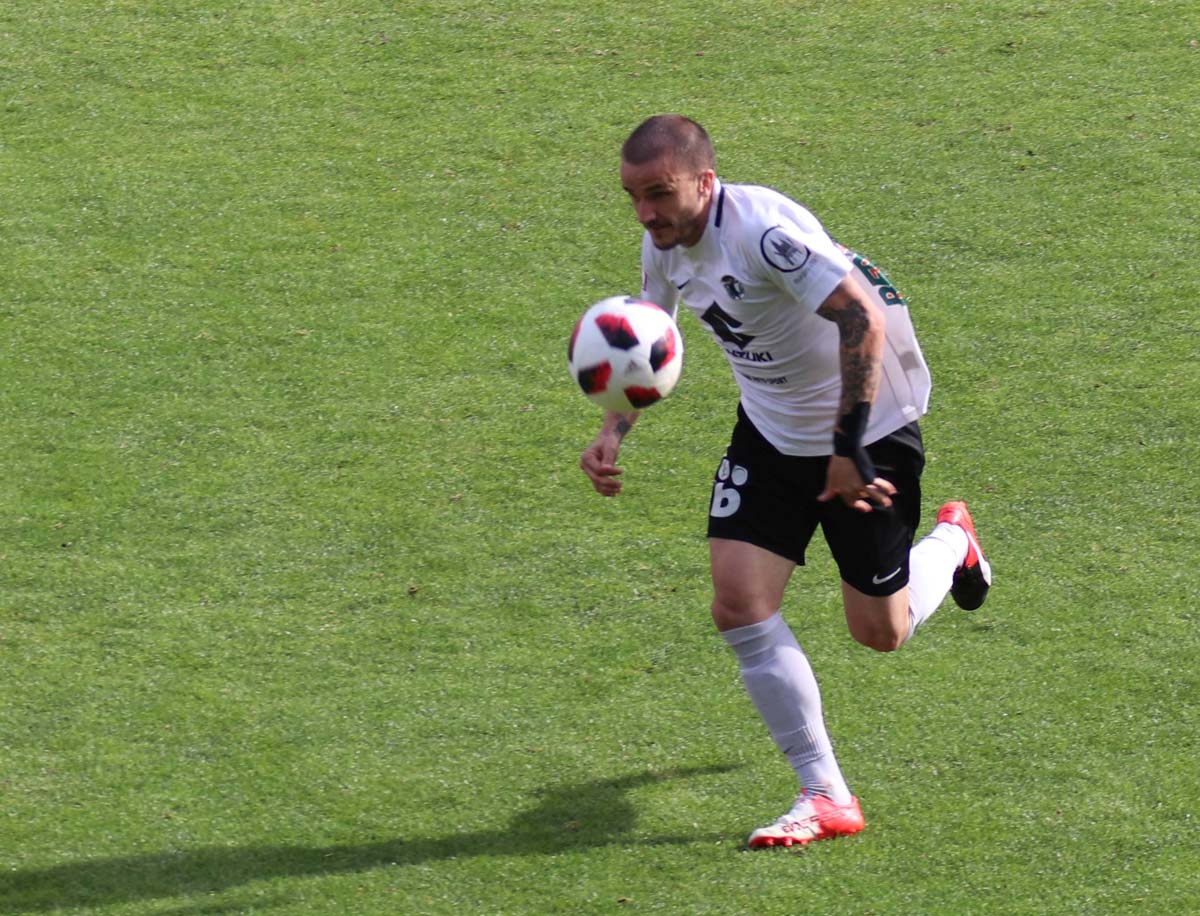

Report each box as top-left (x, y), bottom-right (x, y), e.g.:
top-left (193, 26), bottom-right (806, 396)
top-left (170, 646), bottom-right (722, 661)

top-left (839, 348), bottom-right (875, 413)
top-left (615, 417), bottom-right (634, 440)
top-left (818, 295), bottom-right (881, 415)
top-left (821, 299), bottom-right (870, 350)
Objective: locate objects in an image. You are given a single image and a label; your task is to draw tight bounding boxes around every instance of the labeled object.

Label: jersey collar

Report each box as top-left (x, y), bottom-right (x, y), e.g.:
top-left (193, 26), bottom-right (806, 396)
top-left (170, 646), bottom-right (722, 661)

top-left (683, 177), bottom-right (724, 261)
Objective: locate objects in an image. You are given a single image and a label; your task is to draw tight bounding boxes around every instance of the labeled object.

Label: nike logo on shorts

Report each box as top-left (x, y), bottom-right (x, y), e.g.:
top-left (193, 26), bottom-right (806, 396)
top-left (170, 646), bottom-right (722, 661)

top-left (871, 567), bottom-right (902, 585)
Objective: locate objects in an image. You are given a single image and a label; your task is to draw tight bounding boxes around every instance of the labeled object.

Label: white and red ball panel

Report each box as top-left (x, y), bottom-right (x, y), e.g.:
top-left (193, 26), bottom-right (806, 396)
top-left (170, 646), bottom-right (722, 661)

top-left (568, 296), bottom-right (683, 412)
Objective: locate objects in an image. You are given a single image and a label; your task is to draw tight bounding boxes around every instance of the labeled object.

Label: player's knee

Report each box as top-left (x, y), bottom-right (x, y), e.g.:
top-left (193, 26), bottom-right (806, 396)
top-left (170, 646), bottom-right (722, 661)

top-left (848, 619), bottom-right (906, 653)
top-left (710, 597), bottom-right (745, 631)
top-left (863, 632), bottom-right (905, 653)
top-left (843, 588), bottom-right (910, 652)
top-left (711, 596), bottom-right (769, 633)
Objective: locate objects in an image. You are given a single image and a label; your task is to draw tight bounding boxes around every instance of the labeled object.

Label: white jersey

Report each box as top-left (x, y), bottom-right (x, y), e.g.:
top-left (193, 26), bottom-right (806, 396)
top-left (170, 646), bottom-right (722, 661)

top-left (640, 179), bottom-right (931, 455)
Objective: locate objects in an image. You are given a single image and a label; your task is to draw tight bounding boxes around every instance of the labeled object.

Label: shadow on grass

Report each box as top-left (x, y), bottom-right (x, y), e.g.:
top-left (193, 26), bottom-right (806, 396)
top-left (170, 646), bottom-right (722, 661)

top-left (0, 764), bottom-right (736, 912)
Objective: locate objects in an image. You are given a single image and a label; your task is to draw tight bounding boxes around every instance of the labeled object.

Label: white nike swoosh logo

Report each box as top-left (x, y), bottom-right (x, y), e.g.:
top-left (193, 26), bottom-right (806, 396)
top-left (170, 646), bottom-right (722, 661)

top-left (871, 567), bottom-right (902, 585)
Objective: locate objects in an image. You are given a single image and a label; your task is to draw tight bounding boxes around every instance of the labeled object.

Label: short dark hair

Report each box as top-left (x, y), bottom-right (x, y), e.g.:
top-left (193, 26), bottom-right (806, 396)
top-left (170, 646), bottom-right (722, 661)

top-left (622, 115), bottom-right (716, 172)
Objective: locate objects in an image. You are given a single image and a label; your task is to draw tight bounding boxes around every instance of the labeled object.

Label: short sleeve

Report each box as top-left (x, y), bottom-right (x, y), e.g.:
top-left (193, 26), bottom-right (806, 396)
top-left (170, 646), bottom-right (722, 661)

top-left (755, 219), bottom-right (852, 311)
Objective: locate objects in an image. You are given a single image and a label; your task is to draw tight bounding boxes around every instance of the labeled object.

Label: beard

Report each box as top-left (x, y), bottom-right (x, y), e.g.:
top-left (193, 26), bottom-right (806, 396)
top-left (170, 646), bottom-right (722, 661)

top-left (647, 214), bottom-right (703, 249)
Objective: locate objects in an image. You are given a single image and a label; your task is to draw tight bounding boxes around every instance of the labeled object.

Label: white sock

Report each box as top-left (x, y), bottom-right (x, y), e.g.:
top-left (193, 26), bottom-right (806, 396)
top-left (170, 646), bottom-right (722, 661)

top-left (906, 522), bottom-right (969, 640)
top-left (721, 611), bottom-right (852, 804)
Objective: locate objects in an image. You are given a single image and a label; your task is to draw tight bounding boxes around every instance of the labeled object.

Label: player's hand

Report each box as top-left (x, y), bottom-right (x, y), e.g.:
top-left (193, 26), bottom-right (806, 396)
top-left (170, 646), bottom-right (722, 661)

top-left (580, 434), bottom-right (624, 496)
top-left (817, 455), bottom-right (896, 513)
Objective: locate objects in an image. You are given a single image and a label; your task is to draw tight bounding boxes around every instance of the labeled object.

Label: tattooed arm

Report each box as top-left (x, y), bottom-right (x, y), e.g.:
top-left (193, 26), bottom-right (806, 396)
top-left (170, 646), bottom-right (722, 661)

top-left (815, 275), bottom-right (885, 416)
top-left (580, 410), bottom-right (639, 496)
top-left (815, 276), bottom-right (896, 512)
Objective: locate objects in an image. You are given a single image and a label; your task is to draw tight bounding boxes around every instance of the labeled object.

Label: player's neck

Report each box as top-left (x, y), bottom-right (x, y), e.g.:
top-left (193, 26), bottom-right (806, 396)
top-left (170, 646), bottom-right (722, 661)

top-left (680, 194), bottom-right (715, 248)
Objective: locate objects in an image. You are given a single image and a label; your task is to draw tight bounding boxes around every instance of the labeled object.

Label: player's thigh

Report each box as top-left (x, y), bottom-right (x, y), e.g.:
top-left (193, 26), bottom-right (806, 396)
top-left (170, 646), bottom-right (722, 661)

top-left (706, 408), bottom-right (823, 572)
top-left (819, 425), bottom-right (924, 596)
top-left (709, 537), bottom-right (797, 632)
top-left (821, 425), bottom-right (924, 650)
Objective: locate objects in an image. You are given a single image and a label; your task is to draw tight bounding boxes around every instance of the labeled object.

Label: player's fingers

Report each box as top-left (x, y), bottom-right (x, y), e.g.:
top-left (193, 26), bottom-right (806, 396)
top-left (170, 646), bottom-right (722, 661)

top-left (595, 474), bottom-right (622, 496)
top-left (583, 459), bottom-right (623, 495)
top-left (871, 477), bottom-right (898, 497)
top-left (581, 450), bottom-right (614, 474)
top-left (864, 487), bottom-right (893, 509)
top-left (823, 488), bottom-right (873, 512)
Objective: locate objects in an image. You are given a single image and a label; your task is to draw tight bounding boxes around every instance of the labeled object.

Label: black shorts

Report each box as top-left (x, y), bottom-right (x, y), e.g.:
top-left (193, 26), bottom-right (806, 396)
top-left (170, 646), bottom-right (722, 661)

top-left (707, 406), bottom-right (925, 596)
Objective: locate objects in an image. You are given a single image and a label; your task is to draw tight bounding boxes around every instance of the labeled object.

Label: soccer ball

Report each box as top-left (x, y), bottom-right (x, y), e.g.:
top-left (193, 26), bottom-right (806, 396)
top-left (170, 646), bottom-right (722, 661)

top-left (568, 296), bottom-right (683, 412)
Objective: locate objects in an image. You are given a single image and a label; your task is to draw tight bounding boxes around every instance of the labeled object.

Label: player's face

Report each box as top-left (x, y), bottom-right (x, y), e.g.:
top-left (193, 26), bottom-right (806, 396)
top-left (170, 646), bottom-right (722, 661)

top-left (620, 156), bottom-right (715, 249)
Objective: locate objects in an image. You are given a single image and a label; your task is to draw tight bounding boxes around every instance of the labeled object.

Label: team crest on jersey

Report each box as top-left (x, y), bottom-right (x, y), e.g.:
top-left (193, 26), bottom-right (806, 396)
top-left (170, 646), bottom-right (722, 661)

top-left (761, 226), bottom-right (811, 273)
top-left (721, 275), bottom-right (746, 300)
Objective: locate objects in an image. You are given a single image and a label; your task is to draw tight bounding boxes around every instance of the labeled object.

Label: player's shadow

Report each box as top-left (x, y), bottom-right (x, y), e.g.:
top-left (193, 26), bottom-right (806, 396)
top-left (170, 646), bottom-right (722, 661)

top-left (0, 763), bottom-right (735, 912)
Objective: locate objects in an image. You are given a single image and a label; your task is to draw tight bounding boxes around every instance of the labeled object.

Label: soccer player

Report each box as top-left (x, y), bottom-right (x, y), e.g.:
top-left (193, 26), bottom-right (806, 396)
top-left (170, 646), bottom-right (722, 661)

top-left (579, 115), bottom-right (992, 848)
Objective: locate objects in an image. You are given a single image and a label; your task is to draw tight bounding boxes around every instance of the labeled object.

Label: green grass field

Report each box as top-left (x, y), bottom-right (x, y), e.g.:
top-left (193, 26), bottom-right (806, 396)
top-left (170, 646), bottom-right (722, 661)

top-left (2, 2), bottom-right (1197, 913)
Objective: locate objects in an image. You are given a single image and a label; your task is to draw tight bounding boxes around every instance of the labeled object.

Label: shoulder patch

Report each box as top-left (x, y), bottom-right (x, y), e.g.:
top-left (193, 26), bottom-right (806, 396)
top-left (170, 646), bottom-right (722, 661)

top-left (761, 226), bottom-right (811, 273)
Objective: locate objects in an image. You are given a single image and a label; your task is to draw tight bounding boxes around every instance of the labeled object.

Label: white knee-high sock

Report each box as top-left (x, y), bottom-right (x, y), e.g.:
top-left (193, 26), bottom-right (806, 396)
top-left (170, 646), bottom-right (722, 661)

top-left (721, 612), bottom-right (852, 804)
top-left (906, 521), bottom-right (969, 640)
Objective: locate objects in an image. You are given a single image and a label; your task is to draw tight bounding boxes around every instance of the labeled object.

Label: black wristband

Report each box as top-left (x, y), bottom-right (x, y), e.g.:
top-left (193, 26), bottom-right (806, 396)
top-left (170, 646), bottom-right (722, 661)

top-left (833, 402), bottom-right (870, 456)
top-left (833, 402), bottom-right (877, 483)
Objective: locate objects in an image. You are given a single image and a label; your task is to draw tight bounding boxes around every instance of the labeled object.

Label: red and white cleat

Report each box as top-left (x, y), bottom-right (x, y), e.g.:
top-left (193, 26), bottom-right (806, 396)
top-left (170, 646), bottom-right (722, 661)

top-left (937, 500), bottom-right (993, 611)
top-left (747, 792), bottom-right (865, 848)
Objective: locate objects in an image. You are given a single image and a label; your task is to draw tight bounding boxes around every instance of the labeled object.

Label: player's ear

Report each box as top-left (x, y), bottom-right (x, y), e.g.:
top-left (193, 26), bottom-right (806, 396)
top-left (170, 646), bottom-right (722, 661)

top-left (698, 169), bottom-right (716, 196)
